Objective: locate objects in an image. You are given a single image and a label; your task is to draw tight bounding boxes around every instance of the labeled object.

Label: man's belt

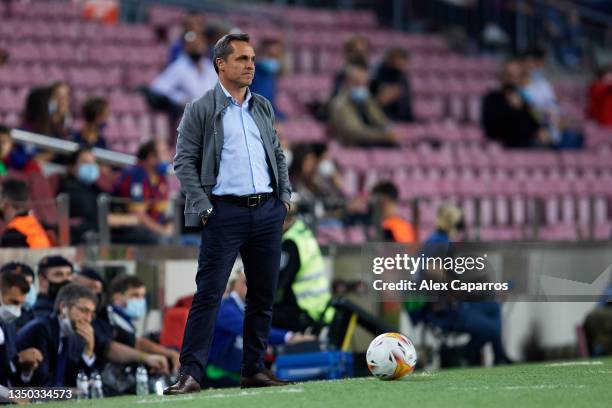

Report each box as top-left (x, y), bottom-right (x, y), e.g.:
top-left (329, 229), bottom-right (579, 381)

top-left (212, 193), bottom-right (272, 207)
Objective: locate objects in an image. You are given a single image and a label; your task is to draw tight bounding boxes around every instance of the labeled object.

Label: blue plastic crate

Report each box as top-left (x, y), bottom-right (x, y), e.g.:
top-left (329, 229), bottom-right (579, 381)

top-left (274, 351), bottom-right (354, 381)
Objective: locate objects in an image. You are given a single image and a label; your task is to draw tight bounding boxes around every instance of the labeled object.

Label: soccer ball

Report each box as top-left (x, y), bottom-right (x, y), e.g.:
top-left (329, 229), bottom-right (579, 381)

top-left (366, 333), bottom-right (417, 380)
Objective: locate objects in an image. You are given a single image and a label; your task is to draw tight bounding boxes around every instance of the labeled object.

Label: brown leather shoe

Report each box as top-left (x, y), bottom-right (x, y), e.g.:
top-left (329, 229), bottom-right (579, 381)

top-left (163, 373), bottom-right (201, 395)
top-left (240, 369), bottom-right (296, 388)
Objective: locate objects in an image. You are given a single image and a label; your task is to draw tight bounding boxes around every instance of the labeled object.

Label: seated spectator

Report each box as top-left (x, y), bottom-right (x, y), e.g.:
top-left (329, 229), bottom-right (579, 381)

top-left (371, 181), bottom-right (416, 243)
top-left (251, 38), bottom-right (286, 118)
top-left (18, 282), bottom-right (172, 387)
top-left (74, 268), bottom-right (106, 306)
top-left (521, 48), bottom-right (583, 149)
top-left (168, 11), bottom-right (206, 65)
top-left (409, 203), bottom-right (510, 366)
top-left (48, 81), bottom-right (73, 141)
top-left (59, 148), bottom-right (142, 244)
top-left (113, 140), bottom-right (173, 244)
top-left (0, 271), bottom-right (41, 389)
top-left (331, 35), bottom-right (371, 99)
top-left (370, 47), bottom-right (414, 122)
top-left (288, 144), bottom-right (344, 215)
top-left (0, 262), bottom-right (36, 311)
top-left (481, 59), bottom-right (551, 148)
top-left (72, 97), bottom-right (109, 149)
top-left (329, 65), bottom-right (400, 147)
top-left (0, 125), bottom-right (41, 174)
top-left (16, 283), bottom-right (105, 386)
top-left (33, 256), bottom-right (74, 318)
top-left (150, 31), bottom-right (217, 115)
top-left (206, 260), bottom-right (314, 387)
top-left (59, 148), bottom-right (103, 243)
top-left (588, 64), bottom-right (612, 126)
top-left (95, 275), bottom-right (180, 373)
top-left (0, 179), bottom-right (51, 248)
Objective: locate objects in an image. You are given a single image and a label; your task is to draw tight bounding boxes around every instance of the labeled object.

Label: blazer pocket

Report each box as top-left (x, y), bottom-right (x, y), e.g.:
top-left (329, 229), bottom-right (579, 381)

top-left (200, 175), bottom-right (217, 187)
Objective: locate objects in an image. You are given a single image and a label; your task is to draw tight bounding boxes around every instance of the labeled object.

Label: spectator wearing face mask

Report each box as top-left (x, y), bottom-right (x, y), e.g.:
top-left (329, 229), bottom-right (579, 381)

top-left (250, 38), bottom-right (286, 118)
top-left (59, 148), bottom-right (103, 243)
top-left (94, 275), bottom-right (181, 374)
top-left (151, 30), bottom-right (217, 110)
top-left (32, 256), bottom-right (74, 318)
top-left (0, 272), bottom-right (43, 390)
top-left (329, 65), bottom-right (401, 147)
top-left (167, 11), bottom-right (206, 65)
top-left (0, 178), bottom-right (51, 248)
top-left (0, 263), bottom-right (37, 331)
top-left (331, 35), bottom-right (371, 99)
top-left (72, 97), bottom-right (109, 150)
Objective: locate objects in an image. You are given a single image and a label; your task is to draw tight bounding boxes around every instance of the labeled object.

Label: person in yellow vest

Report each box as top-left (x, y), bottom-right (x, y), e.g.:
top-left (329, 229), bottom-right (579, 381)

top-left (273, 208), bottom-right (335, 332)
top-left (371, 181), bottom-right (416, 243)
top-left (0, 179), bottom-right (51, 248)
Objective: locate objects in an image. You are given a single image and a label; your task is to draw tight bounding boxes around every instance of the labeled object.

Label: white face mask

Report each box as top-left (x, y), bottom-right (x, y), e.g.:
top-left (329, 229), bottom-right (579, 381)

top-left (0, 295), bottom-right (21, 323)
top-left (318, 159), bottom-right (336, 177)
top-left (60, 307), bottom-right (76, 337)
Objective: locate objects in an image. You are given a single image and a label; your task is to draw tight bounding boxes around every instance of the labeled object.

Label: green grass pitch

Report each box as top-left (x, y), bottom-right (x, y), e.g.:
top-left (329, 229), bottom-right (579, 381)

top-left (45, 358), bottom-right (612, 408)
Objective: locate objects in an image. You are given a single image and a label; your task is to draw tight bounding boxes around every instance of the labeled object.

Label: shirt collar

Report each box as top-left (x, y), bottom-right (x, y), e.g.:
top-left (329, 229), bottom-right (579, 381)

top-left (229, 291), bottom-right (245, 312)
top-left (219, 81), bottom-right (252, 107)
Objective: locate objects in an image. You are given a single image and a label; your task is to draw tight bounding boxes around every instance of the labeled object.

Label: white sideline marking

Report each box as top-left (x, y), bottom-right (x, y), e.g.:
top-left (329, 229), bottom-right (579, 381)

top-left (136, 387), bottom-right (304, 404)
top-left (545, 361), bottom-right (604, 367)
top-left (448, 384), bottom-right (587, 391)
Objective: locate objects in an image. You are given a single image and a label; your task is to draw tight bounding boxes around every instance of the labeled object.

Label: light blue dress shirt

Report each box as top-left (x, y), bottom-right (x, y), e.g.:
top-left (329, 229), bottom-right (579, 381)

top-left (212, 83), bottom-right (273, 196)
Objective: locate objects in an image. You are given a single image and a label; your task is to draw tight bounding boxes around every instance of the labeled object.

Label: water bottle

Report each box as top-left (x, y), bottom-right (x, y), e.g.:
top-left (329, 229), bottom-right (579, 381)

top-left (136, 365), bottom-right (149, 396)
top-left (154, 377), bottom-right (166, 396)
top-left (90, 371), bottom-right (104, 399)
top-left (76, 371), bottom-right (89, 401)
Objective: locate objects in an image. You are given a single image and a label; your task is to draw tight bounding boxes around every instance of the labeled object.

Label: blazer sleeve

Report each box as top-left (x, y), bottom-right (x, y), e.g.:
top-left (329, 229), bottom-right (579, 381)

top-left (266, 100), bottom-right (292, 204)
top-left (173, 101), bottom-right (214, 215)
top-left (16, 321), bottom-right (50, 386)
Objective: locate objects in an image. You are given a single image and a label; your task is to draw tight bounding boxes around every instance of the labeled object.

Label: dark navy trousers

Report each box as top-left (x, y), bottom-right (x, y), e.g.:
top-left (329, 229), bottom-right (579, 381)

top-left (179, 195), bottom-right (286, 384)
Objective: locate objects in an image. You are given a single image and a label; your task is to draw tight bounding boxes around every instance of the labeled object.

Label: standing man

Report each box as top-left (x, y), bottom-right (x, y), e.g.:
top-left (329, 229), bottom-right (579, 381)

top-left (164, 33), bottom-right (291, 395)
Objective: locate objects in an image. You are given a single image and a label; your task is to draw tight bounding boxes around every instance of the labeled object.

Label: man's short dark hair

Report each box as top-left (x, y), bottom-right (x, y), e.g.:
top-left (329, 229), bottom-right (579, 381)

top-left (0, 262), bottom-right (35, 280)
top-left (67, 147), bottom-right (92, 167)
top-left (82, 97), bottom-right (108, 124)
top-left (136, 140), bottom-right (157, 162)
top-left (0, 271), bottom-right (30, 295)
top-left (1, 179), bottom-right (29, 210)
top-left (372, 181), bottom-right (399, 202)
top-left (38, 255), bottom-right (73, 277)
top-left (55, 283), bottom-right (97, 311)
top-left (109, 274), bottom-right (145, 296)
top-left (212, 33), bottom-right (250, 74)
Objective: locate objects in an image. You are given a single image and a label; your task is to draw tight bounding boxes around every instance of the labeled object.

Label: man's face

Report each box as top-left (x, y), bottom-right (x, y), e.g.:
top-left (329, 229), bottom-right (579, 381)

top-left (185, 32), bottom-right (207, 56)
top-left (264, 42), bottom-right (283, 60)
top-left (217, 40), bottom-right (255, 87)
top-left (54, 85), bottom-right (70, 116)
top-left (392, 55), bottom-right (408, 72)
top-left (1, 286), bottom-right (26, 308)
top-left (501, 62), bottom-right (525, 87)
top-left (233, 272), bottom-right (247, 300)
top-left (45, 266), bottom-right (74, 284)
top-left (65, 298), bottom-right (96, 325)
top-left (349, 67), bottom-right (369, 88)
top-left (115, 285), bottom-right (146, 308)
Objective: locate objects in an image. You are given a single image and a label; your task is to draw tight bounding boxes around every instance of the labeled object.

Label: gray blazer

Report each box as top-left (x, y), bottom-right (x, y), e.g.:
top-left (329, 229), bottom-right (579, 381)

top-left (174, 82), bottom-right (292, 227)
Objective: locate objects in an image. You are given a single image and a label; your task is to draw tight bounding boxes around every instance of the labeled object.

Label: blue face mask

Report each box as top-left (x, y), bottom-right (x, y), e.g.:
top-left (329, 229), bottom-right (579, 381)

top-left (77, 163), bottom-right (100, 185)
top-left (350, 86), bottom-right (369, 103)
top-left (125, 298), bottom-right (146, 319)
top-left (258, 59), bottom-right (280, 74)
top-left (24, 286), bottom-right (38, 309)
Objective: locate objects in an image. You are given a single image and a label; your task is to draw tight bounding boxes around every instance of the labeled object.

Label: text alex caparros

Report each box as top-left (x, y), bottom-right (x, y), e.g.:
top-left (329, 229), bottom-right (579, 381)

top-left (371, 254), bottom-right (509, 293)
